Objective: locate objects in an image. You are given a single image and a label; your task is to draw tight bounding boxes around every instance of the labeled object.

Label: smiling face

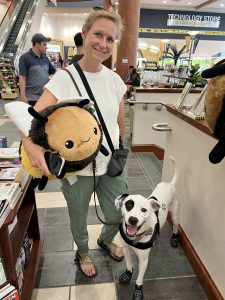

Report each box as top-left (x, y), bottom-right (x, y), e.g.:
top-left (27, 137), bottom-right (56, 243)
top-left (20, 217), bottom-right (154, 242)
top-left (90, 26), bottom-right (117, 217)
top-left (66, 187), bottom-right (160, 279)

top-left (82, 17), bottom-right (116, 64)
top-left (45, 106), bottom-right (101, 161)
top-left (121, 195), bottom-right (153, 237)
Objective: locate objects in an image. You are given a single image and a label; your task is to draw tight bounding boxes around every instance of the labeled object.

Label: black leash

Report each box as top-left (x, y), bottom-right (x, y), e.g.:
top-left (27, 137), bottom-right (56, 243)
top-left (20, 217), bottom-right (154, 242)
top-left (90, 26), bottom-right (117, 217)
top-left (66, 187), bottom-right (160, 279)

top-left (92, 160), bottom-right (120, 226)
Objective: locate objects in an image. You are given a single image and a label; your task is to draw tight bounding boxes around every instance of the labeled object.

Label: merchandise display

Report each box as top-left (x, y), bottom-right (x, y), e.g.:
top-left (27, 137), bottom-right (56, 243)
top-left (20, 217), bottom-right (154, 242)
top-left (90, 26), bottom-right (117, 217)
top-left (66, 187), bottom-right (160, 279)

top-left (0, 54), bottom-right (18, 100)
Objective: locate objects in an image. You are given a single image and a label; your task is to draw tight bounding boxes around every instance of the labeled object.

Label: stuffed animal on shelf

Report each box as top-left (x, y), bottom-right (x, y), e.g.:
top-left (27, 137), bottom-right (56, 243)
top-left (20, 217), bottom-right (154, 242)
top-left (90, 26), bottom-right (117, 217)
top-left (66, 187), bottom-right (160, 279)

top-left (202, 60), bottom-right (225, 164)
top-left (5, 99), bottom-right (108, 189)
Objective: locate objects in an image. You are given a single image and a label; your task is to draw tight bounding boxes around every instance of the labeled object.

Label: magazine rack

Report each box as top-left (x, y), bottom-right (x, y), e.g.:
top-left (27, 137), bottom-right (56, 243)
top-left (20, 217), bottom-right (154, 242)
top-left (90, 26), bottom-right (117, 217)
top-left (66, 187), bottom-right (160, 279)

top-left (0, 177), bottom-right (43, 300)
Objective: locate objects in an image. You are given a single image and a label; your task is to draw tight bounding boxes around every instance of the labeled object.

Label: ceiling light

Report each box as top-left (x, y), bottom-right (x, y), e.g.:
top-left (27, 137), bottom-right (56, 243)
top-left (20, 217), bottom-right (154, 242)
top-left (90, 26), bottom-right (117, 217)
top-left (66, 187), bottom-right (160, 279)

top-left (220, 3), bottom-right (224, 6)
top-left (188, 30), bottom-right (199, 36)
top-left (188, 2), bottom-right (192, 4)
top-left (163, 1), bottom-right (167, 3)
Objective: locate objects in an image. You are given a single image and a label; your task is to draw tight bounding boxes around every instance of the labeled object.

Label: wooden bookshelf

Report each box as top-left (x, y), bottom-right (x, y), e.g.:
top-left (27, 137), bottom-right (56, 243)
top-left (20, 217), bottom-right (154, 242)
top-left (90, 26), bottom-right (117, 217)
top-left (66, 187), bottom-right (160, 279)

top-left (0, 177), bottom-right (43, 299)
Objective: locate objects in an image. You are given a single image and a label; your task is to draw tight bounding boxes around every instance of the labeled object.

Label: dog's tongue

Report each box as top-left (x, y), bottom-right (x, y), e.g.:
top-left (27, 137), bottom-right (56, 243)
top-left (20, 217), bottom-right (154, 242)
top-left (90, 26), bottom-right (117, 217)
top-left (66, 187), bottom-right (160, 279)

top-left (126, 225), bottom-right (138, 236)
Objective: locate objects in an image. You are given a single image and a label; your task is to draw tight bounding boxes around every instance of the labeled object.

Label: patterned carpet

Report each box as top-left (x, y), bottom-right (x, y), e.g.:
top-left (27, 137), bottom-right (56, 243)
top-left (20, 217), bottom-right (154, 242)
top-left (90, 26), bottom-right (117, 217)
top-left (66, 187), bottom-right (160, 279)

top-left (0, 99), bottom-right (207, 300)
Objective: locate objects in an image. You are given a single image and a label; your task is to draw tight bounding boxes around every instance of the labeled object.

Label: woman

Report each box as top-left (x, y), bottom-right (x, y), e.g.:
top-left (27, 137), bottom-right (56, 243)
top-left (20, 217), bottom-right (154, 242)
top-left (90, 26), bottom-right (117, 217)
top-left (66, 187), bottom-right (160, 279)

top-left (21, 9), bottom-right (128, 277)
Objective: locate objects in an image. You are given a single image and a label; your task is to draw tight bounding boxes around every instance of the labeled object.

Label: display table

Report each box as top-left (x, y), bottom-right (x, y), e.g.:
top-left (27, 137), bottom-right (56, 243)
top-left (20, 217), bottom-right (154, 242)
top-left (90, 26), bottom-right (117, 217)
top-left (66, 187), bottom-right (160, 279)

top-left (162, 105), bottom-right (224, 300)
top-left (130, 87), bottom-right (202, 159)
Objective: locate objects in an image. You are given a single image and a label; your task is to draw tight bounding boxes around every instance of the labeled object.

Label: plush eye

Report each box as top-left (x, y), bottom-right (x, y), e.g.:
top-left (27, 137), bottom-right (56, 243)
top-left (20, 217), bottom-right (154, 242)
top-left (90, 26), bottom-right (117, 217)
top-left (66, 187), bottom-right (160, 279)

top-left (125, 200), bottom-right (134, 211)
top-left (93, 127), bottom-right (98, 135)
top-left (65, 140), bottom-right (74, 149)
top-left (141, 208), bottom-right (147, 213)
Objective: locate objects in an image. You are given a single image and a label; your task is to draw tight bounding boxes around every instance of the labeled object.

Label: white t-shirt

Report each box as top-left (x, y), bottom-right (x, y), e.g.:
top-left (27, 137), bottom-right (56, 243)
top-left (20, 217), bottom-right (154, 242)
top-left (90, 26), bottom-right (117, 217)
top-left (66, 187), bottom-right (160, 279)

top-left (44, 64), bottom-right (127, 176)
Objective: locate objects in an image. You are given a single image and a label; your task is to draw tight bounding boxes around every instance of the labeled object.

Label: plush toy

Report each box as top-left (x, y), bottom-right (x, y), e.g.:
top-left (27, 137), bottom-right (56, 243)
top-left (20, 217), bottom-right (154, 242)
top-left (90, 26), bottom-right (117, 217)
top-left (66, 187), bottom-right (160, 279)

top-left (202, 60), bottom-right (225, 164)
top-left (5, 99), bottom-right (108, 189)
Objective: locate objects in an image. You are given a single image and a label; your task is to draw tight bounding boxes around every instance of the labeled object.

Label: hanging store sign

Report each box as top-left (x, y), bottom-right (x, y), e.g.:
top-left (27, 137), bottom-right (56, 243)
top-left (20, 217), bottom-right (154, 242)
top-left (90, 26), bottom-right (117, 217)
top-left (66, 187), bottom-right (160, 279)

top-left (139, 28), bottom-right (225, 36)
top-left (167, 14), bottom-right (221, 28)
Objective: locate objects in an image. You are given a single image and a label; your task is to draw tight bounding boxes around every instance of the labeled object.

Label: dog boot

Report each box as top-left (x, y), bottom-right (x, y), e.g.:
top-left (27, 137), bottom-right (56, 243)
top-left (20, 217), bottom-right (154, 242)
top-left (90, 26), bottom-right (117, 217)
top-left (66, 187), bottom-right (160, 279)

top-left (133, 284), bottom-right (144, 300)
top-left (119, 269), bottom-right (133, 284)
top-left (170, 233), bottom-right (180, 248)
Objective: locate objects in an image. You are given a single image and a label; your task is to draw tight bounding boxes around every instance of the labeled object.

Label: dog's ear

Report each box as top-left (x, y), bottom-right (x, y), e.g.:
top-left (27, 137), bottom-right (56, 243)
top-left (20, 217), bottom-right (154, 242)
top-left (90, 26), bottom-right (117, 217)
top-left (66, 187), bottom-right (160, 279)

top-left (115, 193), bottom-right (129, 209)
top-left (149, 198), bottom-right (162, 211)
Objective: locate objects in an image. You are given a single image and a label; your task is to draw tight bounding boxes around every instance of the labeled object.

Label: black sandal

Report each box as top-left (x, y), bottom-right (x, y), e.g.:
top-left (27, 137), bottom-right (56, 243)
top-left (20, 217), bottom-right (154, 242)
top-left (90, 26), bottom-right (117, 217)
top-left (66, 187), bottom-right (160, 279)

top-left (74, 251), bottom-right (98, 278)
top-left (97, 238), bottom-right (124, 261)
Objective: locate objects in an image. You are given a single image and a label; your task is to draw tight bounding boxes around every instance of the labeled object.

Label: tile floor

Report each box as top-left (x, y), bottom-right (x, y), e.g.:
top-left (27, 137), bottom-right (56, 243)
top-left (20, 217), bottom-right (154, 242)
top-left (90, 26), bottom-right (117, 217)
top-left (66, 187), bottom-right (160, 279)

top-left (0, 100), bottom-right (208, 300)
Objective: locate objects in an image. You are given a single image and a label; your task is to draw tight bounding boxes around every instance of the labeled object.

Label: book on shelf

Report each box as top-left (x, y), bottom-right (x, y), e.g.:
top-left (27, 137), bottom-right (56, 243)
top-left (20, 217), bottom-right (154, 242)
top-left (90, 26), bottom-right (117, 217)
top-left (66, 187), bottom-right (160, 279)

top-left (0, 167), bottom-right (21, 181)
top-left (0, 157), bottom-right (22, 169)
top-left (0, 284), bottom-right (19, 300)
top-left (174, 81), bottom-right (193, 110)
top-left (23, 232), bottom-right (31, 268)
top-left (0, 148), bottom-right (19, 159)
top-left (0, 258), bottom-right (6, 286)
top-left (0, 182), bottom-right (22, 210)
top-left (0, 137), bottom-right (7, 148)
top-left (14, 168), bottom-right (29, 190)
top-left (0, 199), bottom-right (11, 228)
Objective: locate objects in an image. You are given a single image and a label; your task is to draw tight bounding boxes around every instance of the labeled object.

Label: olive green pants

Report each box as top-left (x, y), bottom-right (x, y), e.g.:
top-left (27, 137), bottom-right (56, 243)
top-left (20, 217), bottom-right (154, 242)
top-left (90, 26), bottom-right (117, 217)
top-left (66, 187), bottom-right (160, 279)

top-left (61, 170), bottom-right (127, 253)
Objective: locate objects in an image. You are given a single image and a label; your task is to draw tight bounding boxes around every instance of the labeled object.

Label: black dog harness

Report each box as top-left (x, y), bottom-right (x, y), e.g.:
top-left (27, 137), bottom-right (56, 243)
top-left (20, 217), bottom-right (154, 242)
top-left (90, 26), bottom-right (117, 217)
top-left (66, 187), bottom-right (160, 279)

top-left (119, 196), bottom-right (160, 250)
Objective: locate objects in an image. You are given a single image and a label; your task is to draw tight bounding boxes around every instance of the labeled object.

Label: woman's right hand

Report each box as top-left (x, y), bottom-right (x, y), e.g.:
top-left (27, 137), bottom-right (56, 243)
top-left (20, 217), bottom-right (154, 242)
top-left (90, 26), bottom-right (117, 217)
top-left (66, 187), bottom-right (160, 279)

top-left (22, 137), bottom-right (52, 176)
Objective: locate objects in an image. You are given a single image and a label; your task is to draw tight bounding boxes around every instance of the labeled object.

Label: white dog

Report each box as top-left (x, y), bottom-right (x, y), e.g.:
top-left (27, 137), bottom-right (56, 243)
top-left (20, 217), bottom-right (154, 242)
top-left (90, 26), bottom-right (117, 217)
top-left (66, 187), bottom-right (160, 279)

top-left (115, 156), bottom-right (180, 300)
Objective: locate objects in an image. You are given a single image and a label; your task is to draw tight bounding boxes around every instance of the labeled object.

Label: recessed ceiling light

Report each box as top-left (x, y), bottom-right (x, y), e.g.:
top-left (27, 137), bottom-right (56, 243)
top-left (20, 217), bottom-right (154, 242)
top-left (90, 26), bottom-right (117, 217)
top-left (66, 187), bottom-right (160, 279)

top-left (188, 2), bottom-right (192, 4)
top-left (220, 3), bottom-right (224, 6)
top-left (163, 0), bottom-right (167, 3)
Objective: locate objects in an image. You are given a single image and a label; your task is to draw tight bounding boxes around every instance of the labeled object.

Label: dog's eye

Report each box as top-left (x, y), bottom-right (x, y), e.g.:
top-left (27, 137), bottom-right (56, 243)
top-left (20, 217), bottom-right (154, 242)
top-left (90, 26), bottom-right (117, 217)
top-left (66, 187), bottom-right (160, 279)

top-left (65, 140), bottom-right (74, 149)
top-left (141, 208), bottom-right (147, 213)
top-left (125, 200), bottom-right (134, 211)
top-left (93, 127), bottom-right (98, 135)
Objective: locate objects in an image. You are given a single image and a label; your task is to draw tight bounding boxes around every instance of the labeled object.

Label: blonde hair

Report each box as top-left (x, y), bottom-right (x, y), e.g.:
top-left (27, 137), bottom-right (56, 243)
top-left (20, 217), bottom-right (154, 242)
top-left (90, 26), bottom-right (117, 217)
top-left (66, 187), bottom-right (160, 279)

top-left (82, 9), bottom-right (123, 42)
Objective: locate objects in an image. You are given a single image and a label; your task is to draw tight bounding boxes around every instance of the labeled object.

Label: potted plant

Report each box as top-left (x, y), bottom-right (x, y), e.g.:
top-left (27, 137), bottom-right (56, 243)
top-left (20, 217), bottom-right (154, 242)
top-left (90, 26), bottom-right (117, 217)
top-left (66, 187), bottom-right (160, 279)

top-left (162, 44), bottom-right (188, 66)
top-left (187, 64), bottom-right (203, 86)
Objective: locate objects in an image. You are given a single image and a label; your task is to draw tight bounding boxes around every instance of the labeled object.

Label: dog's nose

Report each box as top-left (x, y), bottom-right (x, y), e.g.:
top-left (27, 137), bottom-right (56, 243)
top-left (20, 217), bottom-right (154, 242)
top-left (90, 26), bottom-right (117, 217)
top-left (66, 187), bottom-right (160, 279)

top-left (128, 216), bottom-right (138, 226)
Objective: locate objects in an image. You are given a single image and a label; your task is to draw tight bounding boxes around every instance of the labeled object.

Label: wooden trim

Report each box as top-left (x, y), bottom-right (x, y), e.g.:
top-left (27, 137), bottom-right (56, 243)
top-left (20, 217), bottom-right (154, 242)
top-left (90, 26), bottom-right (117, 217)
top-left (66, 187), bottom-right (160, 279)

top-left (165, 104), bottom-right (213, 137)
top-left (167, 214), bottom-right (223, 300)
top-left (131, 144), bottom-right (164, 160)
top-left (133, 88), bottom-right (202, 94)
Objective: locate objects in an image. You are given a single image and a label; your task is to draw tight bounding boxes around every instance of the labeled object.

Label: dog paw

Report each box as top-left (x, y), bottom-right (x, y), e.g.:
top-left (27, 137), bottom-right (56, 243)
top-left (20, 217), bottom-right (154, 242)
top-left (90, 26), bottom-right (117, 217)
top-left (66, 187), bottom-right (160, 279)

top-left (119, 269), bottom-right (133, 284)
top-left (133, 284), bottom-right (144, 300)
top-left (170, 233), bottom-right (180, 248)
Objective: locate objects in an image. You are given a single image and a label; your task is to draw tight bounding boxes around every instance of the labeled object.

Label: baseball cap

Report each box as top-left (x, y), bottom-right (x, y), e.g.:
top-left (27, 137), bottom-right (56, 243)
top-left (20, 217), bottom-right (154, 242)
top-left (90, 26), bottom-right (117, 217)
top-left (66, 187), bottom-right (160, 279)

top-left (31, 33), bottom-right (51, 44)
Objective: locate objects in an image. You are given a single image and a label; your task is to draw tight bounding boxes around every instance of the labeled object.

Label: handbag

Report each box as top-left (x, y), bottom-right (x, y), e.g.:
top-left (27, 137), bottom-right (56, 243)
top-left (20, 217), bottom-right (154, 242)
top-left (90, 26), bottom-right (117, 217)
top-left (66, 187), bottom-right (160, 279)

top-left (74, 63), bottom-right (129, 177)
top-left (107, 148), bottom-right (129, 177)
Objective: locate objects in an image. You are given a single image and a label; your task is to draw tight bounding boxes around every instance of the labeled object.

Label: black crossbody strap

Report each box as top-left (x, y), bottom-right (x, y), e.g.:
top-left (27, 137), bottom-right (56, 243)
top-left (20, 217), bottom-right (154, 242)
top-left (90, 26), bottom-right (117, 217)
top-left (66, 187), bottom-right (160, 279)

top-left (74, 63), bottom-right (115, 153)
top-left (64, 68), bottom-right (82, 97)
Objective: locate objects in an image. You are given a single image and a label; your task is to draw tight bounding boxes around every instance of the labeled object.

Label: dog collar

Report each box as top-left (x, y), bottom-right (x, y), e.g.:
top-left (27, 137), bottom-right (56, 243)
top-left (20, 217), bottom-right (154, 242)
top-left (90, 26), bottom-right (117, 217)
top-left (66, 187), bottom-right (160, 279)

top-left (119, 210), bottom-right (160, 250)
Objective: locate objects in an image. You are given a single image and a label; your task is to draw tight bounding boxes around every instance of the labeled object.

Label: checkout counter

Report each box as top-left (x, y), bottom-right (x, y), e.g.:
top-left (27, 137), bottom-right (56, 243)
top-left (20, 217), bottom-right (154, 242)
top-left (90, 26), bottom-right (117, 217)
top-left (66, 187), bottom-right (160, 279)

top-left (130, 87), bottom-right (202, 159)
top-left (162, 106), bottom-right (224, 300)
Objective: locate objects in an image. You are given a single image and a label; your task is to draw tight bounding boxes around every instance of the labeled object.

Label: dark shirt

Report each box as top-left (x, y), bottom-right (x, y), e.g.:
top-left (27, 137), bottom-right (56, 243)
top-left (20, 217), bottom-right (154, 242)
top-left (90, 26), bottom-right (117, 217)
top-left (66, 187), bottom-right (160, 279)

top-left (19, 49), bottom-right (56, 102)
top-left (69, 54), bottom-right (84, 65)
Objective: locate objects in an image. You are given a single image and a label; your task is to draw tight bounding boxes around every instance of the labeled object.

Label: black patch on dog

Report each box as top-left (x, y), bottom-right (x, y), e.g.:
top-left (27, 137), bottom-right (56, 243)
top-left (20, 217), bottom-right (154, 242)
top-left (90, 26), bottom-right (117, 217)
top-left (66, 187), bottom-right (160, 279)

top-left (125, 200), bottom-right (134, 211)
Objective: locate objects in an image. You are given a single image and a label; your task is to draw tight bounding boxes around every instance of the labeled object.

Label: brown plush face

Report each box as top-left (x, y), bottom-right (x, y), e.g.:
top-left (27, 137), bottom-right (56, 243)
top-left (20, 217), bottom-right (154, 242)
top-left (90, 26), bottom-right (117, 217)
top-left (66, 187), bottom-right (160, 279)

top-left (205, 75), bottom-right (225, 133)
top-left (45, 106), bottom-right (101, 161)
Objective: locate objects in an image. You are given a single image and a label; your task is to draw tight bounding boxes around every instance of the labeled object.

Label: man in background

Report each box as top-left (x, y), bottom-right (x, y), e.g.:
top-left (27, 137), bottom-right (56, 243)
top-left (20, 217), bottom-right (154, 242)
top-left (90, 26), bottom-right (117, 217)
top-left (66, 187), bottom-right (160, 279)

top-left (19, 33), bottom-right (56, 106)
top-left (69, 32), bottom-right (84, 65)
